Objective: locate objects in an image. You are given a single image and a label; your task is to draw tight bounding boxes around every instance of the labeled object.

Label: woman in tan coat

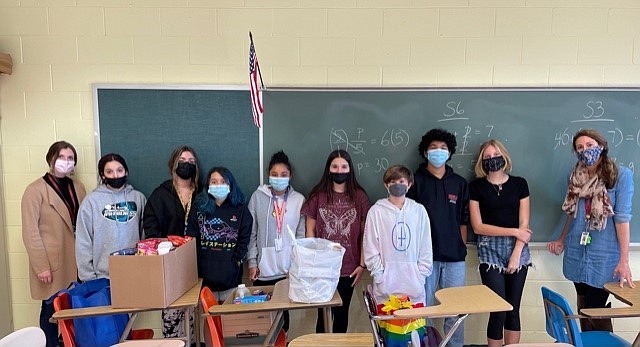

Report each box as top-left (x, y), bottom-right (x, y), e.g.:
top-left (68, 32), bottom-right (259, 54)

top-left (21, 141), bottom-right (86, 347)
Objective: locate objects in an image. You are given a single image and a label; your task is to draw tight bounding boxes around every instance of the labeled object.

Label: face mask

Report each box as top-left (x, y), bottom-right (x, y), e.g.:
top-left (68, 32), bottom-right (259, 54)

top-left (208, 184), bottom-right (230, 200)
top-left (577, 146), bottom-right (602, 167)
top-left (482, 156), bottom-right (506, 172)
top-left (329, 172), bottom-right (349, 184)
top-left (426, 148), bottom-right (449, 168)
top-left (103, 176), bottom-right (127, 189)
top-left (175, 162), bottom-right (197, 179)
top-left (54, 159), bottom-right (75, 175)
top-left (387, 183), bottom-right (408, 197)
top-left (269, 176), bottom-right (290, 192)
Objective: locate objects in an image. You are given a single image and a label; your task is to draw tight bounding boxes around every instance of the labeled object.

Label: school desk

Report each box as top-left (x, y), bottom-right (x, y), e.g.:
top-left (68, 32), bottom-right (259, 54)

top-left (50, 278), bottom-right (203, 345)
top-left (288, 333), bottom-right (374, 347)
top-left (207, 278), bottom-right (342, 346)
top-left (581, 280), bottom-right (640, 347)
top-left (392, 285), bottom-right (513, 347)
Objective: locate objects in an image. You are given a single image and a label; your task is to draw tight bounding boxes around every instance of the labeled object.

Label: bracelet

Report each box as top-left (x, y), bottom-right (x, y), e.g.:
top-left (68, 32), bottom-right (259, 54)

top-left (357, 264), bottom-right (366, 269)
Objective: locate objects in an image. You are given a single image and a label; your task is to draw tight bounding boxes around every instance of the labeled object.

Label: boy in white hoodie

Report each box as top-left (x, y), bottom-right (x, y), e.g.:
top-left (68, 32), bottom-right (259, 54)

top-left (364, 165), bottom-right (433, 305)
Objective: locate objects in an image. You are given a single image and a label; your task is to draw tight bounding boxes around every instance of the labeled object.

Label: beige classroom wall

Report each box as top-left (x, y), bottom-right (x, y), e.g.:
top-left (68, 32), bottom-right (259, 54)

top-left (1, 1), bottom-right (639, 343)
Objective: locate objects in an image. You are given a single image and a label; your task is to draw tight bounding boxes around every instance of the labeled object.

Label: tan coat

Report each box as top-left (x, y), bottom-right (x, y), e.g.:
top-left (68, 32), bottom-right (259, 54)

top-left (21, 176), bottom-right (86, 300)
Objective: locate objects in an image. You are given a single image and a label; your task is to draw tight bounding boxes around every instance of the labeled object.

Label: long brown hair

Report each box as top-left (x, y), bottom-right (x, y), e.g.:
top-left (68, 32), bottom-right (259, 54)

top-left (308, 149), bottom-right (366, 203)
top-left (572, 129), bottom-right (617, 189)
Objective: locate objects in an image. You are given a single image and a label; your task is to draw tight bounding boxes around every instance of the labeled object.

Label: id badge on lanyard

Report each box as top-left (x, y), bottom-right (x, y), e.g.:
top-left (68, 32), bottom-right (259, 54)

top-left (272, 189), bottom-right (289, 252)
top-left (580, 198), bottom-right (592, 246)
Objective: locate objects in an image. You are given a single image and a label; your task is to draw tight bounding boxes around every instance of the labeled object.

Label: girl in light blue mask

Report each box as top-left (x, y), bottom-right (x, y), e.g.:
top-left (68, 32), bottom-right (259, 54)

top-left (186, 166), bottom-right (252, 302)
top-left (246, 151), bottom-right (306, 332)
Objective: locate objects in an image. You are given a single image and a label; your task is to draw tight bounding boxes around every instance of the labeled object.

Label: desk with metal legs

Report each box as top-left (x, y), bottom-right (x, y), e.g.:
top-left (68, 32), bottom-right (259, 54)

top-left (207, 279), bottom-right (342, 347)
top-left (388, 285), bottom-right (513, 347)
top-left (581, 281), bottom-right (640, 347)
top-left (50, 278), bottom-right (203, 345)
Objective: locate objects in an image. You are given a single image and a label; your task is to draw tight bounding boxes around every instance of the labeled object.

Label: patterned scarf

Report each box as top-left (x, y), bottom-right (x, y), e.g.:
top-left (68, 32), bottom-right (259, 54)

top-left (561, 162), bottom-right (613, 230)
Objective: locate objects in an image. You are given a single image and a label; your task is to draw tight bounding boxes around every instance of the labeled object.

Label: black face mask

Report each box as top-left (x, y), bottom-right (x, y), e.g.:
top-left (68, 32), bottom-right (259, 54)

top-left (329, 172), bottom-right (349, 184)
top-left (482, 156), bottom-right (506, 172)
top-left (104, 176), bottom-right (127, 189)
top-left (175, 162), bottom-right (197, 179)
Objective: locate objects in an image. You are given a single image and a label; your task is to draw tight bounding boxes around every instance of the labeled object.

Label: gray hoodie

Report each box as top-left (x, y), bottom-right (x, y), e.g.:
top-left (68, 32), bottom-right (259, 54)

top-left (75, 183), bottom-right (146, 281)
top-left (247, 184), bottom-right (305, 281)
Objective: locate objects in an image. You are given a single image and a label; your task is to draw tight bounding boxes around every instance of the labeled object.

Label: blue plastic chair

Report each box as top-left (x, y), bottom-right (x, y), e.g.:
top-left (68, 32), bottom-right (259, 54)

top-left (541, 286), bottom-right (630, 347)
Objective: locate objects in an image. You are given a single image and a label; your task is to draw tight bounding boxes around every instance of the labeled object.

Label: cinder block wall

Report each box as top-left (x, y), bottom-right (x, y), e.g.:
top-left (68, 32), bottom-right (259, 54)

top-left (1, 1), bottom-right (639, 344)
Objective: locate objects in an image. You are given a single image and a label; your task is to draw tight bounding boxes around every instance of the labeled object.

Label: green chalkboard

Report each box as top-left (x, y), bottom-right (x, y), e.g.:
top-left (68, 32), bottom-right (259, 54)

top-left (95, 86), bottom-right (259, 200)
top-left (263, 88), bottom-right (640, 242)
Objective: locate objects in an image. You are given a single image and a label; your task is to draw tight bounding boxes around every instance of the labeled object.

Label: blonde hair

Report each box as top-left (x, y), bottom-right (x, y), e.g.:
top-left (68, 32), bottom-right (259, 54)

top-left (473, 139), bottom-right (513, 178)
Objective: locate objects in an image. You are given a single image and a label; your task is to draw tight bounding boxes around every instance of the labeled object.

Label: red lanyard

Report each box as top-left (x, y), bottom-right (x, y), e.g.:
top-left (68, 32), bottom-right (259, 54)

top-left (271, 189), bottom-right (289, 236)
top-left (584, 198), bottom-right (592, 221)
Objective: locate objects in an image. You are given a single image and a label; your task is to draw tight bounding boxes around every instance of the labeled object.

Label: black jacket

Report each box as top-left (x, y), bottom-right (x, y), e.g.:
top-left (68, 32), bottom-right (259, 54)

top-left (143, 180), bottom-right (198, 238)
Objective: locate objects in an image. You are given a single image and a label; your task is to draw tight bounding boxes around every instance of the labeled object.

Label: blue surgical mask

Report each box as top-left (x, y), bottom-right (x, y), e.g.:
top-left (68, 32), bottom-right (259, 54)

top-left (577, 146), bottom-right (602, 167)
top-left (426, 149), bottom-right (449, 168)
top-left (208, 184), bottom-right (230, 200)
top-left (269, 176), bottom-right (289, 192)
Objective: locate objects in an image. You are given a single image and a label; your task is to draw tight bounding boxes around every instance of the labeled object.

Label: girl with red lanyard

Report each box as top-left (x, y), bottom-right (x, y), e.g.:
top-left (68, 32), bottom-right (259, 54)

top-left (247, 151), bottom-right (306, 332)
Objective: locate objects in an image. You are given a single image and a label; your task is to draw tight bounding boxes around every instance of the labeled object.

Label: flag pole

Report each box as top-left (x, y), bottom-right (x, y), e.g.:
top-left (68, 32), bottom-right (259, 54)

top-left (249, 32), bottom-right (265, 89)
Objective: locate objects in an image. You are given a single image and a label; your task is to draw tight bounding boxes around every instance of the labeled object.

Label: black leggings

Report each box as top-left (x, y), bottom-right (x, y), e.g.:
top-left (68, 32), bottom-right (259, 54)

top-left (479, 263), bottom-right (528, 340)
top-left (574, 282), bottom-right (610, 309)
top-left (315, 276), bottom-right (354, 333)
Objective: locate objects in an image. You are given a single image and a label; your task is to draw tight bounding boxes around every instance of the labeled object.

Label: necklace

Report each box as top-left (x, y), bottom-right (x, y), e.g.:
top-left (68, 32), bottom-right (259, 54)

top-left (487, 175), bottom-right (508, 196)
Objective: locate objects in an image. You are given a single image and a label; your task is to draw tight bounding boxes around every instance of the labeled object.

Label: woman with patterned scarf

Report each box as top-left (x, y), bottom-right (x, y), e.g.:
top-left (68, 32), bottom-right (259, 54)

top-left (548, 128), bottom-right (635, 332)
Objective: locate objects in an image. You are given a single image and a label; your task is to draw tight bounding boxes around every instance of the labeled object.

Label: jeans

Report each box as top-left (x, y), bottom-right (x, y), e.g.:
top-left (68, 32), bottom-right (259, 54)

top-left (425, 261), bottom-right (466, 347)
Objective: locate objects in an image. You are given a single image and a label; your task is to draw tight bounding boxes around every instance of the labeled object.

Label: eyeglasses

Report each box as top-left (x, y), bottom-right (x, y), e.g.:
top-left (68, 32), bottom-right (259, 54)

top-left (178, 158), bottom-right (196, 164)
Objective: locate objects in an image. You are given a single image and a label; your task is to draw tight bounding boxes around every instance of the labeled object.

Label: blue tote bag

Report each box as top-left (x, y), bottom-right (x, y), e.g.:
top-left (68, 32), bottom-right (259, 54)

top-left (66, 278), bottom-right (129, 347)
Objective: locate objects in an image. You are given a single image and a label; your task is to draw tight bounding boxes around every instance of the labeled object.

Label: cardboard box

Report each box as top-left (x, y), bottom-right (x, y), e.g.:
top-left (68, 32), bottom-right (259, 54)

top-left (220, 289), bottom-right (275, 339)
top-left (221, 311), bottom-right (274, 338)
top-left (109, 238), bottom-right (198, 308)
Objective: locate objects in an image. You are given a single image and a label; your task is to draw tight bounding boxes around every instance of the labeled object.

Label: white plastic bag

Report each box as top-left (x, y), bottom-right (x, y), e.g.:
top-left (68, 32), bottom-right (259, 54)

top-left (287, 227), bottom-right (345, 303)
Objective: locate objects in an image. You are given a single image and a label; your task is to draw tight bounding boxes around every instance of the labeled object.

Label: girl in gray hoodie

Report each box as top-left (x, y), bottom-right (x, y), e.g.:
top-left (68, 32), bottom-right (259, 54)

top-left (76, 153), bottom-right (146, 281)
top-left (247, 151), bottom-right (305, 331)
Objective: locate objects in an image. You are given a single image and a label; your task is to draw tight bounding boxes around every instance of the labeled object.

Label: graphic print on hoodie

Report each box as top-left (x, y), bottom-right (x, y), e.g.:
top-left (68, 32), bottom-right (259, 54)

top-left (199, 216), bottom-right (237, 250)
top-left (75, 184), bottom-right (146, 281)
top-left (102, 201), bottom-right (138, 222)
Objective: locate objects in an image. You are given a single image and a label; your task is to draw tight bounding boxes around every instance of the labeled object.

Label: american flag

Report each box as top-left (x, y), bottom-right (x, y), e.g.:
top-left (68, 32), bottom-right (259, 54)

top-left (249, 40), bottom-right (263, 128)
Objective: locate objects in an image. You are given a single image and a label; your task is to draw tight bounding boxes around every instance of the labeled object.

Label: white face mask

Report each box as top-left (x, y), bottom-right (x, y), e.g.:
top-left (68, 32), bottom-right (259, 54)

top-left (54, 159), bottom-right (75, 175)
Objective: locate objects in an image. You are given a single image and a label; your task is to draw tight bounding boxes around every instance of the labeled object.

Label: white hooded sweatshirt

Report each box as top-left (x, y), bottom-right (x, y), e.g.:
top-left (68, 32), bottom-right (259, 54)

top-left (363, 197), bottom-right (433, 305)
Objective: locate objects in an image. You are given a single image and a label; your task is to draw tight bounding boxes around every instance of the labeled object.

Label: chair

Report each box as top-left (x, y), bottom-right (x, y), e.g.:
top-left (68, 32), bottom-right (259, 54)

top-left (362, 287), bottom-right (386, 347)
top-left (0, 327), bottom-right (46, 347)
top-left (199, 286), bottom-right (286, 347)
top-left (541, 286), bottom-right (630, 347)
top-left (53, 292), bottom-right (154, 347)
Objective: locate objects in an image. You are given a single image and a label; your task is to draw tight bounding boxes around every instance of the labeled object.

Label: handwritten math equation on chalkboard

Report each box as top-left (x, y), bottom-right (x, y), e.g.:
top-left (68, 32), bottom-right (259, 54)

top-left (438, 100), bottom-right (498, 173)
top-left (328, 99), bottom-right (501, 176)
top-left (553, 99), bottom-right (640, 174)
top-left (329, 127), bottom-right (410, 175)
